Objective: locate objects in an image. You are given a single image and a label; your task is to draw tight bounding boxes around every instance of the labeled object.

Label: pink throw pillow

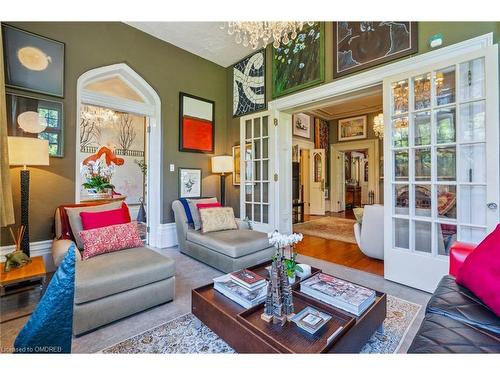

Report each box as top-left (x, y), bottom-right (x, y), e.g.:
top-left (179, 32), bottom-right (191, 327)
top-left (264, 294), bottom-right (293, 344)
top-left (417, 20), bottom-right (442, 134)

top-left (456, 224), bottom-right (500, 317)
top-left (79, 222), bottom-right (144, 260)
top-left (196, 202), bottom-right (222, 210)
top-left (80, 203), bottom-right (131, 230)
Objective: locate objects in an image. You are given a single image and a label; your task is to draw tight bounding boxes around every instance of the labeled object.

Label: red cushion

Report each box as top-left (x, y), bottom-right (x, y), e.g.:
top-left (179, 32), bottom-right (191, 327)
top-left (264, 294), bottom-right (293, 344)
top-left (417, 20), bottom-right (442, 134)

top-left (80, 202), bottom-right (131, 230)
top-left (196, 202), bottom-right (221, 210)
top-left (456, 224), bottom-right (500, 317)
top-left (79, 222), bottom-right (144, 260)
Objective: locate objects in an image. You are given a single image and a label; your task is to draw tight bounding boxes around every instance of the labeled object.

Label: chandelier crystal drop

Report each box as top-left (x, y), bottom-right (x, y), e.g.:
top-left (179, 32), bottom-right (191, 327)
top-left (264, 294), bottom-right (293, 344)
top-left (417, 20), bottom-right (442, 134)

top-left (222, 22), bottom-right (315, 49)
top-left (373, 113), bottom-right (385, 139)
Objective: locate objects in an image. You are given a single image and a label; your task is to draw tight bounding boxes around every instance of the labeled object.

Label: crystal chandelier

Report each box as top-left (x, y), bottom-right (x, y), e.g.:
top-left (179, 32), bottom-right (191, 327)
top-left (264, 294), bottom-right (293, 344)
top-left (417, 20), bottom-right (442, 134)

top-left (373, 113), bottom-right (384, 139)
top-left (222, 22), bottom-right (315, 49)
top-left (81, 106), bottom-right (118, 124)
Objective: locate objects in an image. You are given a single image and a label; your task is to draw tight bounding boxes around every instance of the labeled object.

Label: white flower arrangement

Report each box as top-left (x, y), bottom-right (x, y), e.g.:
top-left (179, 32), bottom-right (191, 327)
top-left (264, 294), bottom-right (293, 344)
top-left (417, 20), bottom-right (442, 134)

top-left (268, 231), bottom-right (303, 249)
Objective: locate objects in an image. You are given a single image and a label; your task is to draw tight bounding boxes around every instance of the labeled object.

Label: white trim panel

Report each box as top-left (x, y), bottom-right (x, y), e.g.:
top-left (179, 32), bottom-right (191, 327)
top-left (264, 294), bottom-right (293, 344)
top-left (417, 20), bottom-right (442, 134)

top-left (0, 240), bottom-right (52, 261)
top-left (157, 223), bottom-right (178, 249)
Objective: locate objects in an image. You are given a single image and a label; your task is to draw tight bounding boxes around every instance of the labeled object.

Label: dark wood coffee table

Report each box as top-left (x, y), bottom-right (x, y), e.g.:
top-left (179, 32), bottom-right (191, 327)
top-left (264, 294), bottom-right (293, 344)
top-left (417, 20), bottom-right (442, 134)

top-left (191, 261), bottom-right (387, 353)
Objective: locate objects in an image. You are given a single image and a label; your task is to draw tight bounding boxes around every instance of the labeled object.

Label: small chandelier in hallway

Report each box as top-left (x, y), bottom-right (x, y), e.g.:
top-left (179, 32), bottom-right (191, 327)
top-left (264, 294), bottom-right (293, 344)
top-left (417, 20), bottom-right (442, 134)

top-left (373, 113), bottom-right (384, 139)
top-left (222, 22), bottom-right (314, 49)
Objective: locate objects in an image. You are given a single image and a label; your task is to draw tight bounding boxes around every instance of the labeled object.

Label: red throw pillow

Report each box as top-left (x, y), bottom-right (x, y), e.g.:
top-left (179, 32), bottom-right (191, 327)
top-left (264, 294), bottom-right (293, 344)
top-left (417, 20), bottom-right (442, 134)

top-left (196, 202), bottom-right (222, 210)
top-left (80, 202), bottom-right (131, 230)
top-left (456, 224), bottom-right (500, 317)
top-left (79, 222), bottom-right (144, 260)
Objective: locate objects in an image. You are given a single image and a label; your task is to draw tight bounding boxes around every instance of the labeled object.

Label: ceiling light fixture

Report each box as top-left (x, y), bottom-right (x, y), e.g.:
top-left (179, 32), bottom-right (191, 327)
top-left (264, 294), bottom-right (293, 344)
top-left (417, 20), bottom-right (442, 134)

top-left (373, 113), bottom-right (384, 139)
top-left (222, 22), bottom-right (314, 49)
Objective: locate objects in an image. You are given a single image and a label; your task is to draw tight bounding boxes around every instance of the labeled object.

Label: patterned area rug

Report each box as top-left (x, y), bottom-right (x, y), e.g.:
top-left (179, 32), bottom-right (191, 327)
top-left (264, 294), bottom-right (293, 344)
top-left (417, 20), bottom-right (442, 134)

top-left (293, 217), bottom-right (357, 243)
top-left (102, 295), bottom-right (420, 354)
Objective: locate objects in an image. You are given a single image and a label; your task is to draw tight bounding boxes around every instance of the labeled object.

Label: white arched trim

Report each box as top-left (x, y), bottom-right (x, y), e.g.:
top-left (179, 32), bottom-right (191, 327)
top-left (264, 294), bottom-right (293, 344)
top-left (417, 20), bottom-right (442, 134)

top-left (76, 63), bottom-right (163, 248)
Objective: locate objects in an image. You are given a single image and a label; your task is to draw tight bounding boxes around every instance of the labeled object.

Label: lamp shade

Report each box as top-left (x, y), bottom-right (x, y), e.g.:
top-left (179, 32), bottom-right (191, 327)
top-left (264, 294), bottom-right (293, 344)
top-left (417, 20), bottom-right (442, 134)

top-left (8, 136), bottom-right (49, 167)
top-left (211, 155), bottom-right (233, 174)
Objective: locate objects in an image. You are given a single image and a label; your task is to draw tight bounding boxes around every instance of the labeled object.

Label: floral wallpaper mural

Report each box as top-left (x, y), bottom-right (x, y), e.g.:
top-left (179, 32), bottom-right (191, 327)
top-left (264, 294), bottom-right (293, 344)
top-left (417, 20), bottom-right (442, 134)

top-left (272, 22), bottom-right (324, 98)
top-left (79, 104), bottom-right (146, 206)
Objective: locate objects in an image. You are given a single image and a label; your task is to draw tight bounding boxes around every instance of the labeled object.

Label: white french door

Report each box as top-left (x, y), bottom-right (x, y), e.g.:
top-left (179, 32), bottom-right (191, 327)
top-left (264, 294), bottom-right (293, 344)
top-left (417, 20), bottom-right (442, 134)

top-left (240, 111), bottom-right (275, 232)
top-left (383, 45), bottom-right (499, 292)
top-left (309, 149), bottom-right (326, 215)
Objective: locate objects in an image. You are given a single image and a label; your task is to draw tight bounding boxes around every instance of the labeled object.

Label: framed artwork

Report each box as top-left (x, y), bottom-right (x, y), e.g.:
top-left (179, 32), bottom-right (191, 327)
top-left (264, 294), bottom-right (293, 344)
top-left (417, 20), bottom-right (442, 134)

top-left (292, 113), bottom-right (311, 139)
top-left (6, 92), bottom-right (64, 157)
top-left (338, 115), bottom-right (367, 141)
top-left (232, 143), bottom-right (251, 185)
top-left (233, 49), bottom-right (266, 117)
top-left (179, 92), bottom-right (215, 153)
top-left (179, 168), bottom-right (202, 198)
top-left (272, 22), bottom-right (325, 98)
top-left (2, 24), bottom-right (65, 97)
top-left (292, 144), bottom-right (299, 162)
top-left (333, 22), bottom-right (418, 79)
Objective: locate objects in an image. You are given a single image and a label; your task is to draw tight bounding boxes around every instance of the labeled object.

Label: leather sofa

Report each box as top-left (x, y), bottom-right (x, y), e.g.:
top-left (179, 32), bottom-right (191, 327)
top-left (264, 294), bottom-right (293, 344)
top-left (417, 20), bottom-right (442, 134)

top-left (408, 242), bottom-right (500, 353)
top-left (52, 203), bottom-right (176, 336)
top-left (172, 200), bottom-right (275, 273)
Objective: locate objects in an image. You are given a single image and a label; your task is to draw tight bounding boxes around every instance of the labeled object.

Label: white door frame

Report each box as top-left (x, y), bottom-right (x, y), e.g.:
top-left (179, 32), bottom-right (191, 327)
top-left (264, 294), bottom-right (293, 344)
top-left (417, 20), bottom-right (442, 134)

top-left (309, 148), bottom-right (326, 215)
top-left (330, 139), bottom-right (380, 211)
top-left (75, 63), bottom-right (162, 247)
top-left (268, 32), bottom-right (493, 236)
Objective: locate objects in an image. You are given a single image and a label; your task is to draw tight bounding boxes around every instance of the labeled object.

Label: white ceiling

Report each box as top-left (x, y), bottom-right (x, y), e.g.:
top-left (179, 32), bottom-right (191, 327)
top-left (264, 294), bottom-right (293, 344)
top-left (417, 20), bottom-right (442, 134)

top-left (307, 87), bottom-right (383, 120)
top-left (126, 22), bottom-right (256, 67)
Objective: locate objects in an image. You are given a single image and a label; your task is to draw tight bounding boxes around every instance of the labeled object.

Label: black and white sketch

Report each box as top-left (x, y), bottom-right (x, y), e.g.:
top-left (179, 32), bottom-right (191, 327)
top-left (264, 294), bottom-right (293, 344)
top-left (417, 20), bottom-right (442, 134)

top-left (179, 168), bottom-right (202, 198)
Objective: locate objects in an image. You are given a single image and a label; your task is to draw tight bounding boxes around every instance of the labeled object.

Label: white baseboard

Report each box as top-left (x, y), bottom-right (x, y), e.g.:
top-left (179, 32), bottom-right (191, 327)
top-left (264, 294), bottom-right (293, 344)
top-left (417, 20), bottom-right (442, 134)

top-left (0, 239), bottom-right (53, 262)
top-left (157, 223), bottom-right (178, 249)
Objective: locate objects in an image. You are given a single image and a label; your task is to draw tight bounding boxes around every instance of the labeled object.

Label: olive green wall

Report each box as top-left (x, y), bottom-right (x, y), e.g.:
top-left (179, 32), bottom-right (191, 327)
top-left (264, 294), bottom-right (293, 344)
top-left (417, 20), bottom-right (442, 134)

top-left (1, 22), bottom-right (228, 245)
top-left (329, 111), bottom-right (384, 204)
top-left (225, 22), bottom-right (499, 215)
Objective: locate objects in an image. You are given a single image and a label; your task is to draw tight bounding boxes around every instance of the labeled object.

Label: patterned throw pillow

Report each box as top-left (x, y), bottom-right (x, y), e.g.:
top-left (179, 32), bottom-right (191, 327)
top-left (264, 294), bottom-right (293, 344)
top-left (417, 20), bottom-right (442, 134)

top-left (199, 207), bottom-right (238, 234)
top-left (187, 197), bottom-right (218, 230)
top-left (79, 222), bottom-right (144, 260)
top-left (353, 207), bottom-right (364, 224)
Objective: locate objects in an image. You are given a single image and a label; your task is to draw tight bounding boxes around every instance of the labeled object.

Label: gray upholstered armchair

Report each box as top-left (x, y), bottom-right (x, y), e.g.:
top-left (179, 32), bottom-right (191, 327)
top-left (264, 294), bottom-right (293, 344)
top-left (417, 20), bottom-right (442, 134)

top-left (172, 199), bottom-right (275, 273)
top-left (51, 203), bottom-right (176, 336)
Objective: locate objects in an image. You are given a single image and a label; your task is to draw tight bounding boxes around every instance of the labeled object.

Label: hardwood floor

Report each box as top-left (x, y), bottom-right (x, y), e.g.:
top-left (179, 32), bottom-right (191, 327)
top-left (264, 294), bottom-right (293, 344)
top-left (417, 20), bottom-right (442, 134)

top-left (303, 209), bottom-right (356, 222)
top-left (297, 210), bottom-right (384, 277)
top-left (296, 235), bottom-right (384, 277)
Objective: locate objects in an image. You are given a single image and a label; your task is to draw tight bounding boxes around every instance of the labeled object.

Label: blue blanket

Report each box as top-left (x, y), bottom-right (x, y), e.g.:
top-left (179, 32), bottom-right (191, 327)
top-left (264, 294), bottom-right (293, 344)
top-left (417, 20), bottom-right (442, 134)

top-left (14, 246), bottom-right (76, 354)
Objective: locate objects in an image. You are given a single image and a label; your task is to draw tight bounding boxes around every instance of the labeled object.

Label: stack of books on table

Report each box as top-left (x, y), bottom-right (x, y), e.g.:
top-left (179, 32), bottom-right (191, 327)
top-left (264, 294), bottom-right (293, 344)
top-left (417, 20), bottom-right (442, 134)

top-left (300, 273), bottom-right (376, 316)
top-left (213, 269), bottom-right (268, 309)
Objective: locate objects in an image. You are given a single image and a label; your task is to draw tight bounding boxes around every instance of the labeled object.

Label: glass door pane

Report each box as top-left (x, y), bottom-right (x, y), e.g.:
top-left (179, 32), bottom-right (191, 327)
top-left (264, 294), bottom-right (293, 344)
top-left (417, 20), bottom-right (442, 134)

top-left (390, 55), bottom-right (494, 257)
top-left (241, 113), bottom-right (271, 226)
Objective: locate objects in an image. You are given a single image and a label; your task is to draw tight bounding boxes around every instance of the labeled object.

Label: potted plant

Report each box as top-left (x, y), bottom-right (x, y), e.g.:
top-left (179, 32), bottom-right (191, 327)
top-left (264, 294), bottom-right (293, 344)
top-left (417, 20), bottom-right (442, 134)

top-left (268, 231), bottom-right (304, 283)
top-left (80, 159), bottom-right (115, 198)
top-left (284, 253), bottom-right (303, 284)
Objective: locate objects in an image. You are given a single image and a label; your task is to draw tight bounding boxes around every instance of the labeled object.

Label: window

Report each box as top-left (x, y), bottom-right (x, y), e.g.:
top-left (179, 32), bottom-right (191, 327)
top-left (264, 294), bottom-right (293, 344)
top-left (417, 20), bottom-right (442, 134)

top-left (37, 103), bottom-right (63, 157)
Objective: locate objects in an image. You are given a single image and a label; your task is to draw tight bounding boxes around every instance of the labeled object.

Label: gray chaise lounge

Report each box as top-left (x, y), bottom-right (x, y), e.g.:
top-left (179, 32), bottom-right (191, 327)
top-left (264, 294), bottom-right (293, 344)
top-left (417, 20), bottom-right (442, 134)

top-left (172, 200), bottom-right (275, 273)
top-left (51, 205), bottom-right (175, 336)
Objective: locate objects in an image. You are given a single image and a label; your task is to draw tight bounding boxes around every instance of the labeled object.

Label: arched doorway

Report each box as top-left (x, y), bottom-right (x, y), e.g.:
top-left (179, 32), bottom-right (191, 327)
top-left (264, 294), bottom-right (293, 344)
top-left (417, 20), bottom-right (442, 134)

top-left (75, 63), bottom-right (162, 247)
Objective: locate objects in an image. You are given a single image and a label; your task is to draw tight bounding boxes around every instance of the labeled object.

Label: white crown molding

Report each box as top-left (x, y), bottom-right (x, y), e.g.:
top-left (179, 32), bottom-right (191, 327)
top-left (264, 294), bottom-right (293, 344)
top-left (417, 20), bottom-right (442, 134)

top-left (0, 240), bottom-right (53, 262)
top-left (269, 33), bottom-right (494, 112)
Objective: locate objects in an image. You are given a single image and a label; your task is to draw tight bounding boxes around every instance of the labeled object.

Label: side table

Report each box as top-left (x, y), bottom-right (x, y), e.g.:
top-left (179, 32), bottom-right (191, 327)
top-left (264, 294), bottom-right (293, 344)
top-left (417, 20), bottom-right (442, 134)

top-left (0, 256), bottom-right (46, 297)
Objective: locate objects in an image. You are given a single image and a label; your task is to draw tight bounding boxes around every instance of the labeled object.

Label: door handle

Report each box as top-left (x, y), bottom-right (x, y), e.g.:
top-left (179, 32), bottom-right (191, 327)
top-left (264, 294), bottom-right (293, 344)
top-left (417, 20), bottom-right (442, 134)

top-left (487, 202), bottom-right (498, 210)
